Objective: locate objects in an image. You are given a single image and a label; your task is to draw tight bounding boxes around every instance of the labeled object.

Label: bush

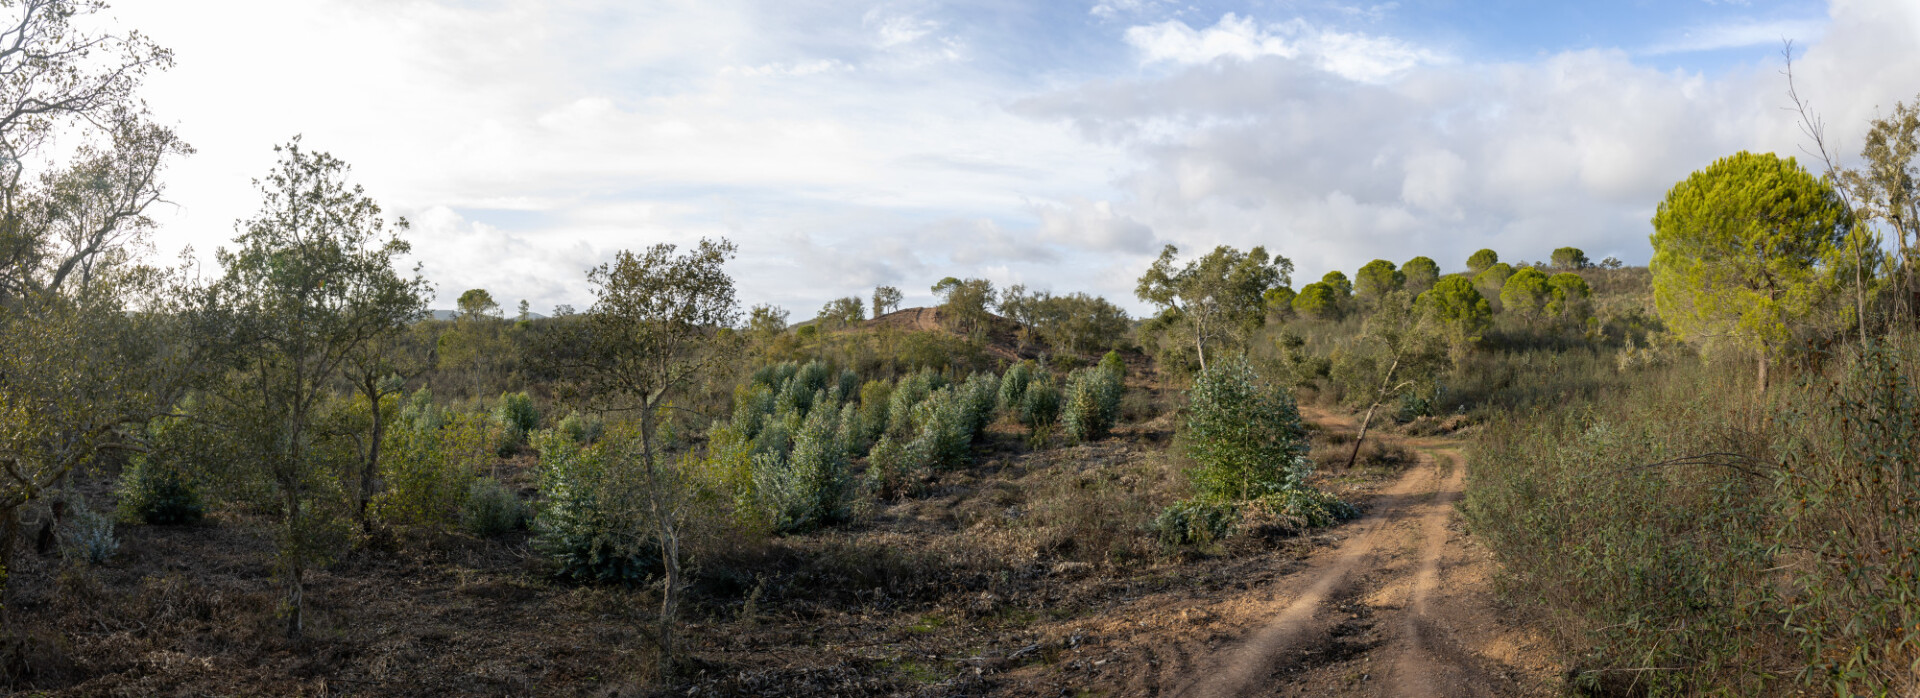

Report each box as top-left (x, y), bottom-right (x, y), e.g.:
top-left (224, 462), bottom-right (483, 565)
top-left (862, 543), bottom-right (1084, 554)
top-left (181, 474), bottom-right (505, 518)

top-left (864, 434), bottom-right (926, 498)
top-left (59, 498), bottom-right (119, 565)
top-left (1182, 356), bottom-right (1312, 501)
top-left (377, 412), bottom-right (496, 529)
top-left (1100, 350), bottom-right (1127, 379)
top-left (959, 372), bottom-right (999, 439)
top-left (1250, 488), bottom-right (1357, 528)
top-left (998, 361), bottom-right (1035, 413)
top-left (116, 457), bottom-right (205, 526)
top-left (1019, 373), bottom-right (1062, 433)
top-left (1061, 365), bottom-right (1123, 442)
top-left (493, 391), bottom-right (540, 452)
top-left (1150, 500), bottom-right (1238, 546)
top-left (886, 369), bottom-right (941, 440)
top-left (911, 387), bottom-right (974, 469)
top-left (461, 477), bottom-right (524, 536)
top-left (858, 379), bottom-right (892, 443)
top-left (753, 402), bottom-right (853, 533)
top-left (556, 410), bottom-right (605, 445)
top-left (530, 430), bottom-right (659, 584)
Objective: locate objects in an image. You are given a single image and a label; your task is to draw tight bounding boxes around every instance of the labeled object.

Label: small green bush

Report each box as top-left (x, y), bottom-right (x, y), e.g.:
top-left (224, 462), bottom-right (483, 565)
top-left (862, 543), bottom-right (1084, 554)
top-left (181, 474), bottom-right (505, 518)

top-left (1182, 356), bottom-right (1312, 501)
top-left (864, 434), bottom-right (926, 498)
top-left (998, 361), bottom-right (1035, 413)
top-left (556, 410), bottom-right (604, 444)
top-left (911, 387), bottom-right (973, 469)
top-left (754, 402), bottom-right (853, 533)
top-left (1061, 365), bottom-right (1122, 443)
top-left (461, 477), bottom-right (524, 536)
top-left (1099, 350), bottom-right (1127, 379)
top-left (530, 430), bottom-right (659, 584)
top-left (116, 457), bottom-right (205, 526)
top-left (376, 412), bottom-right (495, 528)
top-left (1019, 373), bottom-right (1062, 432)
top-left (1251, 488), bottom-right (1357, 528)
top-left (858, 379), bottom-right (892, 443)
top-left (1150, 500), bottom-right (1238, 546)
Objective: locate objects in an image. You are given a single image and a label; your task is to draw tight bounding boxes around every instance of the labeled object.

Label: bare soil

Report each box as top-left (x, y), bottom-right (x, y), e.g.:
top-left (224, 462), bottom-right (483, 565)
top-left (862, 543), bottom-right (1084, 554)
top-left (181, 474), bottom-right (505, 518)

top-left (2, 408), bottom-right (1557, 697)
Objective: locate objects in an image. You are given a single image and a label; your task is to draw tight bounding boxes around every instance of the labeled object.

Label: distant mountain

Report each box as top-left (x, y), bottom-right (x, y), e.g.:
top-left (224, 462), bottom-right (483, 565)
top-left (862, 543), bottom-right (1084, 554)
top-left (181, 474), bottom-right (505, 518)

top-left (425, 310), bottom-right (547, 321)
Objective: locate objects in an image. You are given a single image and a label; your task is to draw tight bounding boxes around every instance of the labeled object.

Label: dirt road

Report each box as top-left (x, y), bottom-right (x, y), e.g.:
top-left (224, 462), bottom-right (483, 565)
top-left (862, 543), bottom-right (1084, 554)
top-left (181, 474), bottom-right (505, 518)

top-left (1167, 435), bottom-right (1557, 698)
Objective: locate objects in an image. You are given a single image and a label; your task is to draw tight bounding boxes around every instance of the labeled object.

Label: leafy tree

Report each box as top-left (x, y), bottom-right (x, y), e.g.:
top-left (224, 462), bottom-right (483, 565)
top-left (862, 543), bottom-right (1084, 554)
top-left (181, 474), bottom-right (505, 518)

top-left (817, 295), bottom-right (865, 330)
top-left (1135, 244), bottom-right (1290, 369)
top-left (1472, 262), bottom-right (1514, 304)
top-left (1546, 272), bottom-right (1593, 322)
top-left (1353, 259), bottom-right (1404, 303)
top-left (1182, 356), bottom-right (1310, 501)
top-left (1401, 256), bottom-right (1440, 294)
top-left (1061, 364), bottom-right (1122, 443)
top-left (931, 277), bottom-right (995, 336)
top-left (1840, 94), bottom-right (1919, 302)
top-left (1000, 285), bottom-right (1130, 355)
top-left (1651, 151), bottom-right (1858, 390)
top-left (1291, 282), bottom-right (1341, 320)
top-left (1551, 247), bottom-right (1590, 271)
top-left (1331, 291), bottom-right (1443, 468)
top-left (533, 238), bottom-right (741, 666)
top-left (871, 285), bottom-right (903, 316)
top-left (0, 0), bottom-right (199, 606)
top-left (1466, 249), bottom-right (1499, 275)
top-left (1499, 267), bottom-right (1551, 317)
top-left (1320, 270), bottom-right (1352, 299)
top-left (1416, 276), bottom-right (1491, 359)
top-left (457, 289), bottom-right (500, 320)
top-left (748, 303), bottom-right (788, 337)
top-left (204, 140), bottom-right (426, 638)
top-left (1263, 286), bottom-right (1296, 320)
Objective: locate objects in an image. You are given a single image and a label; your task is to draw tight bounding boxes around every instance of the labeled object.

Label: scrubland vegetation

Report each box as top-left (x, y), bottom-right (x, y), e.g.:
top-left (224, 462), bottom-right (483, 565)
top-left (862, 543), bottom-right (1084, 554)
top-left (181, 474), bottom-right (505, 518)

top-left (3, 2), bottom-right (1919, 696)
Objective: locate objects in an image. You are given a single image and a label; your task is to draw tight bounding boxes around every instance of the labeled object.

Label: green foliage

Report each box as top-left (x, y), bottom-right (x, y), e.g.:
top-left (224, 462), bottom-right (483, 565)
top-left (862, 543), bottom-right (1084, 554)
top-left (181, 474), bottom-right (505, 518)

top-left (1136, 244), bottom-right (1292, 368)
top-left (116, 415), bottom-right (209, 526)
top-left (817, 296), bottom-right (866, 330)
top-left (1150, 500), bottom-right (1238, 546)
top-left (931, 277), bottom-right (998, 336)
top-left (1498, 267), bottom-right (1551, 317)
top-left (753, 399), bottom-right (853, 533)
top-left (1061, 365), bottom-right (1123, 443)
top-left (530, 429), bottom-right (659, 584)
top-left (864, 434), bottom-right (926, 498)
top-left (376, 412), bottom-right (496, 528)
top-left (872, 285), bottom-right (904, 317)
top-left (493, 391), bottom-right (540, 453)
top-left (1546, 272), bottom-right (1593, 322)
top-left (1551, 246), bottom-right (1589, 271)
top-left (1353, 259), bottom-right (1404, 301)
top-left (858, 379), bottom-right (892, 443)
top-left (1099, 350), bottom-right (1127, 379)
top-left (999, 287), bottom-right (1132, 355)
top-left (1251, 488), bottom-right (1358, 528)
top-left (1651, 151), bottom-right (1858, 377)
top-left (116, 458), bottom-right (205, 526)
top-left (959, 372), bottom-right (1000, 439)
top-left (1472, 262), bottom-right (1514, 302)
top-left (887, 369), bottom-right (942, 439)
top-left (460, 477), bottom-right (523, 537)
top-left (1291, 282), bottom-right (1341, 320)
top-left (1320, 270), bottom-right (1352, 298)
top-left (1467, 248), bottom-right (1499, 275)
top-left (998, 361), bottom-right (1035, 412)
top-left (1019, 372), bottom-right (1062, 433)
top-left (1402, 256), bottom-right (1440, 293)
top-left (457, 289), bottom-right (501, 319)
top-left (1263, 286), bottom-right (1296, 319)
top-left (1417, 276), bottom-right (1492, 352)
top-left (556, 410), bottom-right (604, 445)
top-left (1182, 356), bottom-right (1310, 501)
top-left (911, 387), bottom-right (975, 468)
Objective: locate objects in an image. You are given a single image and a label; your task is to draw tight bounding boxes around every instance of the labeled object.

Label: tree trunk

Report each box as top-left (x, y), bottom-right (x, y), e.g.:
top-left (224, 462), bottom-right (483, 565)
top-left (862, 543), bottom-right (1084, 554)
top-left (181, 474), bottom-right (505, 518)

top-left (1193, 332), bottom-right (1207, 371)
top-left (357, 378), bottom-right (386, 531)
top-left (1757, 349), bottom-right (1770, 394)
top-left (0, 503), bottom-right (17, 619)
top-left (284, 489), bottom-right (305, 639)
top-left (1344, 401), bottom-right (1382, 470)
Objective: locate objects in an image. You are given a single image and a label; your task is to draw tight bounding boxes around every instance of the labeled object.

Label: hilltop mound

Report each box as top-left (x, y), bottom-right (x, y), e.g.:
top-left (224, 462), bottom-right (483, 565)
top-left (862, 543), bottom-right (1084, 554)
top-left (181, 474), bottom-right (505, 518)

top-left (863, 307), bottom-right (1038, 362)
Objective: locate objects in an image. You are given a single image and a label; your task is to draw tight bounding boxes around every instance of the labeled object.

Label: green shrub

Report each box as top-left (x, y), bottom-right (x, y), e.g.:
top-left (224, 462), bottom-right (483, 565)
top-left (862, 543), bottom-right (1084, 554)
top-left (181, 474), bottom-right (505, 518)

top-left (529, 429), bottom-right (659, 584)
top-left (376, 412), bottom-right (495, 528)
top-left (858, 379), bottom-right (892, 443)
top-left (116, 458), bottom-right (205, 526)
top-left (754, 402), bottom-right (853, 533)
top-left (116, 416), bottom-right (208, 526)
top-left (1250, 488), bottom-right (1357, 528)
top-left (556, 410), bottom-right (604, 444)
top-left (1099, 350), bottom-right (1127, 379)
top-left (911, 387), bottom-right (973, 469)
top-left (1061, 365), bottom-right (1122, 443)
top-left (1150, 500), bottom-right (1238, 546)
top-left (959, 372), bottom-right (999, 439)
top-left (864, 434), bottom-right (927, 498)
top-left (886, 369), bottom-right (941, 439)
top-left (494, 391), bottom-right (540, 442)
top-left (998, 361), bottom-right (1035, 412)
top-left (1182, 356), bottom-right (1311, 501)
top-left (1019, 373), bottom-right (1061, 432)
top-left (461, 477), bottom-right (523, 536)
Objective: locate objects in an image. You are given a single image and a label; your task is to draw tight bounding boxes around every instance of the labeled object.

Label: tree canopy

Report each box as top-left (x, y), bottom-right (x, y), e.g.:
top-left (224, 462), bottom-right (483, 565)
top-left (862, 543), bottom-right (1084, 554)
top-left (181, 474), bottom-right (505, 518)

top-left (1135, 244), bottom-right (1290, 369)
top-left (1401, 256), bottom-right (1440, 294)
top-left (1354, 259), bottom-right (1404, 302)
top-left (1467, 249), bottom-right (1499, 275)
top-left (1650, 150), bottom-right (1859, 389)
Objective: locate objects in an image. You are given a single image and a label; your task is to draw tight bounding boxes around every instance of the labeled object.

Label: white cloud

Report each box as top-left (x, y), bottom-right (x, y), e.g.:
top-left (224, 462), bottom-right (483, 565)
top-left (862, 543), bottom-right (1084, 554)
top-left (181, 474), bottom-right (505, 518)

top-left (1643, 18), bottom-right (1827, 55)
top-left (1124, 13), bottom-right (1444, 83)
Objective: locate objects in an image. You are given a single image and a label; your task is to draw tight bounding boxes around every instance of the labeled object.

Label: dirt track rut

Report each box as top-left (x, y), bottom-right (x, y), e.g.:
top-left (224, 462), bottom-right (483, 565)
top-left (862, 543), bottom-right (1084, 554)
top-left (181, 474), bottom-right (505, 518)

top-left (1168, 441), bottom-right (1554, 698)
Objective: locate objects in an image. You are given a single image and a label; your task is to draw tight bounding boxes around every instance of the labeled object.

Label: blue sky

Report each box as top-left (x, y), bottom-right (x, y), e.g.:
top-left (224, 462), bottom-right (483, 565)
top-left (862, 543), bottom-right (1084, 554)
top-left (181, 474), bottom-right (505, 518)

top-left (104, 0), bottom-right (1917, 316)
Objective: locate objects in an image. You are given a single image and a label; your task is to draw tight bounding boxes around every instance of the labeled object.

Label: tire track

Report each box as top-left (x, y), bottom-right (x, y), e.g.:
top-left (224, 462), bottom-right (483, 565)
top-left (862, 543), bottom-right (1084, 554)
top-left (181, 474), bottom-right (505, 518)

top-left (1169, 459), bottom-right (1440, 698)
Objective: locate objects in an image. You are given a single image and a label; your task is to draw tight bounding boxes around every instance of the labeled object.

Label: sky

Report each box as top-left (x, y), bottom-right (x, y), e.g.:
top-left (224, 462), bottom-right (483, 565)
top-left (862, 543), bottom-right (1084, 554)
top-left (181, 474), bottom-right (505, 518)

top-left (93, 0), bottom-right (1920, 316)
